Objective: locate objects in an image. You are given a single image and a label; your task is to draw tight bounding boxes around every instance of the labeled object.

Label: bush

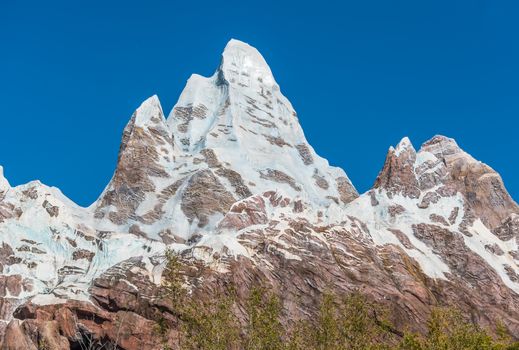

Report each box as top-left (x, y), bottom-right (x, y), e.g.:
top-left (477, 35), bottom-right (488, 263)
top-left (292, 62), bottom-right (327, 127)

top-left (244, 287), bottom-right (285, 350)
top-left (180, 292), bottom-right (240, 350)
top-left (398, 308), bottom-right (518, 350)
top-left (286, 291), bottom-right (397, 350)
top-left (158, 251), bottom-right (519, 350)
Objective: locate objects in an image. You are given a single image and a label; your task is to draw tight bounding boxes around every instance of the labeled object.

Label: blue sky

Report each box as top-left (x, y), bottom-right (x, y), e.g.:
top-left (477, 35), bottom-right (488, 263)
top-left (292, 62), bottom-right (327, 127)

top-left (1, 0), bottom-right (518, 206)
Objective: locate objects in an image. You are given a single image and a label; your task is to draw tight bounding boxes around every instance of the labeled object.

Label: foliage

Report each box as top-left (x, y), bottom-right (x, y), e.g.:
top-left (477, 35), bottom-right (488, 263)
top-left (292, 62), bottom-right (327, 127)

top-left (157, 251), bottom-right (519, 350)
top-left (180, 292), bottom-right (241, 350)
top-left (245, 287), bottom-right (285, 350)
top-left (161, 249), bottom-right (187, 309)
top-left (286, 291), bottom-right (397, 350)
top-left (158, 250), bottom-right (240, 350)
top-left (398, 308), bottom-right (518, 350)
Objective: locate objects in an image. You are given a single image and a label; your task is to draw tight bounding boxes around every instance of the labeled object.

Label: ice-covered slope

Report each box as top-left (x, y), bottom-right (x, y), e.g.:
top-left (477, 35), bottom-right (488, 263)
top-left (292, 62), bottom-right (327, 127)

top-left (169, 40), bottom-right (356, 205)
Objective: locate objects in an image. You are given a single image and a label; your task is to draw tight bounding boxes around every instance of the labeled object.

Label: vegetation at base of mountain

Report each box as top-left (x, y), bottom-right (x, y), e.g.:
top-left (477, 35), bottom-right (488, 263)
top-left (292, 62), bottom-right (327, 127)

top-left (157, 250), bottom-right (519, 350)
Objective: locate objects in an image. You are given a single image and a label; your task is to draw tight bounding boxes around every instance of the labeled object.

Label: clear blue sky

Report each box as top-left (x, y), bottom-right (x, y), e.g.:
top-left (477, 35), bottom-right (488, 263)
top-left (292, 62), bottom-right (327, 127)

top-left (1, 1), bottom-right (518, 206)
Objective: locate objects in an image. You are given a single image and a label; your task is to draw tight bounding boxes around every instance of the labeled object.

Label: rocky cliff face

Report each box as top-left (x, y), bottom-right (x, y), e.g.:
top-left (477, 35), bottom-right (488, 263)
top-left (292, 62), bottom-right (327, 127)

top-left (0, 39), bottom-right (518, 349)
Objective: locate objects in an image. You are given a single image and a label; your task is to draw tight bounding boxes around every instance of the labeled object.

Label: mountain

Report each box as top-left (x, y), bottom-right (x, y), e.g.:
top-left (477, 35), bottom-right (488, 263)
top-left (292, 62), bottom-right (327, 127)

top-left (0, 39), bottom-right (518, 349)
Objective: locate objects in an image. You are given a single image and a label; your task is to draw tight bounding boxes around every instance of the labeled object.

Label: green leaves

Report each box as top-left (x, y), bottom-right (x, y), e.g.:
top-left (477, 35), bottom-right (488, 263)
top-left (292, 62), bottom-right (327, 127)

top-left (157, 252), bottom-right (519, 350)
top-left (399, 308), bottom-right (515, 350)
top-left (287, 291), bottom-right (398, 350)
top-left (245, 287), bottom-right (284, 350)
top-left (180, 293), bottom-right (240, 350)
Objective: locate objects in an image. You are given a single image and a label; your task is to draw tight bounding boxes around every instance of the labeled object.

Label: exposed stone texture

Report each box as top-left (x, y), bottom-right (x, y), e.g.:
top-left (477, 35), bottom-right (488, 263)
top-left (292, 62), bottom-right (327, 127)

top-left (448, 207), bottom-right (460, 225)
top-left (6, 299), bottom-right (170, 350)
top-left (485, 243), bottom-right (505, 256)
top-left (421, 136), bottom-right (519, 230)
top-left (429, 214), bottom-right (449, 226)
top-left (0, 275), bottom-right (23, 297)
top-left (72, 249), bottom-right (96, 262)
top-left (417, 191), bottom-right (440, 209)
top-left (388, 204), bottom-right (406, 217)
top-left (260, 169), bottom-right (301, 192)
top-left (313, 171), bottom-right (330, 190)
top-left (336, 176), bottom-right (358, 204)
top-left (42, 200), bottom-right (59, 217)
top-left (375, 136), bottom-right (518, 231)
top-left (173, 104), bottom-right (208, 134)
top-left (295, 144), bottom-right (314, 165)
top-left (94, 96), bottom-right (173, 226)
top-left (14, 212), bottom-right (519, 349)
top-left (181, 170), bottom-right (236, 227)
top-left (215, 167), bottom-right (252, 199)
top-left (0, 244), bottom-right (15, 267)
top-left (493, 214), bottom-right (519, 241)
top-left (2, 320), bottom-right (36, 350)
top-left (369, 190), bottom-right (379, 206)
top-left (388, 229), bottom-right (415, 249)
top-left (374, 140), bottom-right (421, 199)
top-left (263, 134), bottom-right (292, 147)
top-left (218, 195), bottom-right (268, 231)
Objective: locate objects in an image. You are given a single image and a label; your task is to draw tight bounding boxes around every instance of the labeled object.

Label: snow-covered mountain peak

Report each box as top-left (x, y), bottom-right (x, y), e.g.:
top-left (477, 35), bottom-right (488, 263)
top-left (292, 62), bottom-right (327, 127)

top-left (90, 39), bottom-right (359, 241)
top-left (220, 39), bottom-right (276, 88)
top-left (162, 39), bottom-right (357, 212)
top-left (4, 42), bottom-right (519, 348)
top-left (373, 135), bottom-right (518, 232)
top-left (419, 134), bottom-right (478, 165)
top-left (133, 94), bottom-right (165, 126)
top-left (394, 136), bottom-right (415, 156)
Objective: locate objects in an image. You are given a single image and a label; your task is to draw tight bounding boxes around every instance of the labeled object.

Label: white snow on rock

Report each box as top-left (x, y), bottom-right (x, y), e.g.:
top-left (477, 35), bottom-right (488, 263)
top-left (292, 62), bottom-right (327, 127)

top-left (344, 189), bottom-right (457, 280)
top-left (394, 136), bottom-right (415, 156)
top-left (134, 94), bottom-right (165, 126)
top-left (464, 219), bottom-right (519, 292)
top-left (166, 38), bottom-right (355, 208)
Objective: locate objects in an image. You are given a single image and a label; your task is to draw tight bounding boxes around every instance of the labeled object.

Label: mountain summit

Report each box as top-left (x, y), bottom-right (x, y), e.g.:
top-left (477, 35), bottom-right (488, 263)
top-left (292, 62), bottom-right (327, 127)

top-left (94, 39), bottom-right (357, 243)
top-left (0, 40), bottom-right (518, 348)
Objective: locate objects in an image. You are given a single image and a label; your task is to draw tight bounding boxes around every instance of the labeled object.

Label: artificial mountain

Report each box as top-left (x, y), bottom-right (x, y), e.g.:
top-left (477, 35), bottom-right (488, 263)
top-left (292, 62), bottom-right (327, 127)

top-left (0, 39), bottom-right (518, 349)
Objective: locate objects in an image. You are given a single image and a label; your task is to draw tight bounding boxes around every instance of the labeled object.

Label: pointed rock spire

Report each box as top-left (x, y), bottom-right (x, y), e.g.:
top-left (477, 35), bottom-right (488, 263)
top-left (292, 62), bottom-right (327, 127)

top-left (94, 96), bottom-right (174, 227)
top-left (164, 39), bottom-right (357, 208)
top-left (420, 135), bottom-right (467, 160)
top-left (220, 39), bottom-right (276, 88)
top-left (133, 94), bottom-right (166, 126)
top-left (374, 137), bottom-right (420, 198)
top-left (394, 136), bottom-right (416, 157)
top-left (167, 73), bottom-right (226, 152)
top-left (374, 134), bottom-right (518, 229)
